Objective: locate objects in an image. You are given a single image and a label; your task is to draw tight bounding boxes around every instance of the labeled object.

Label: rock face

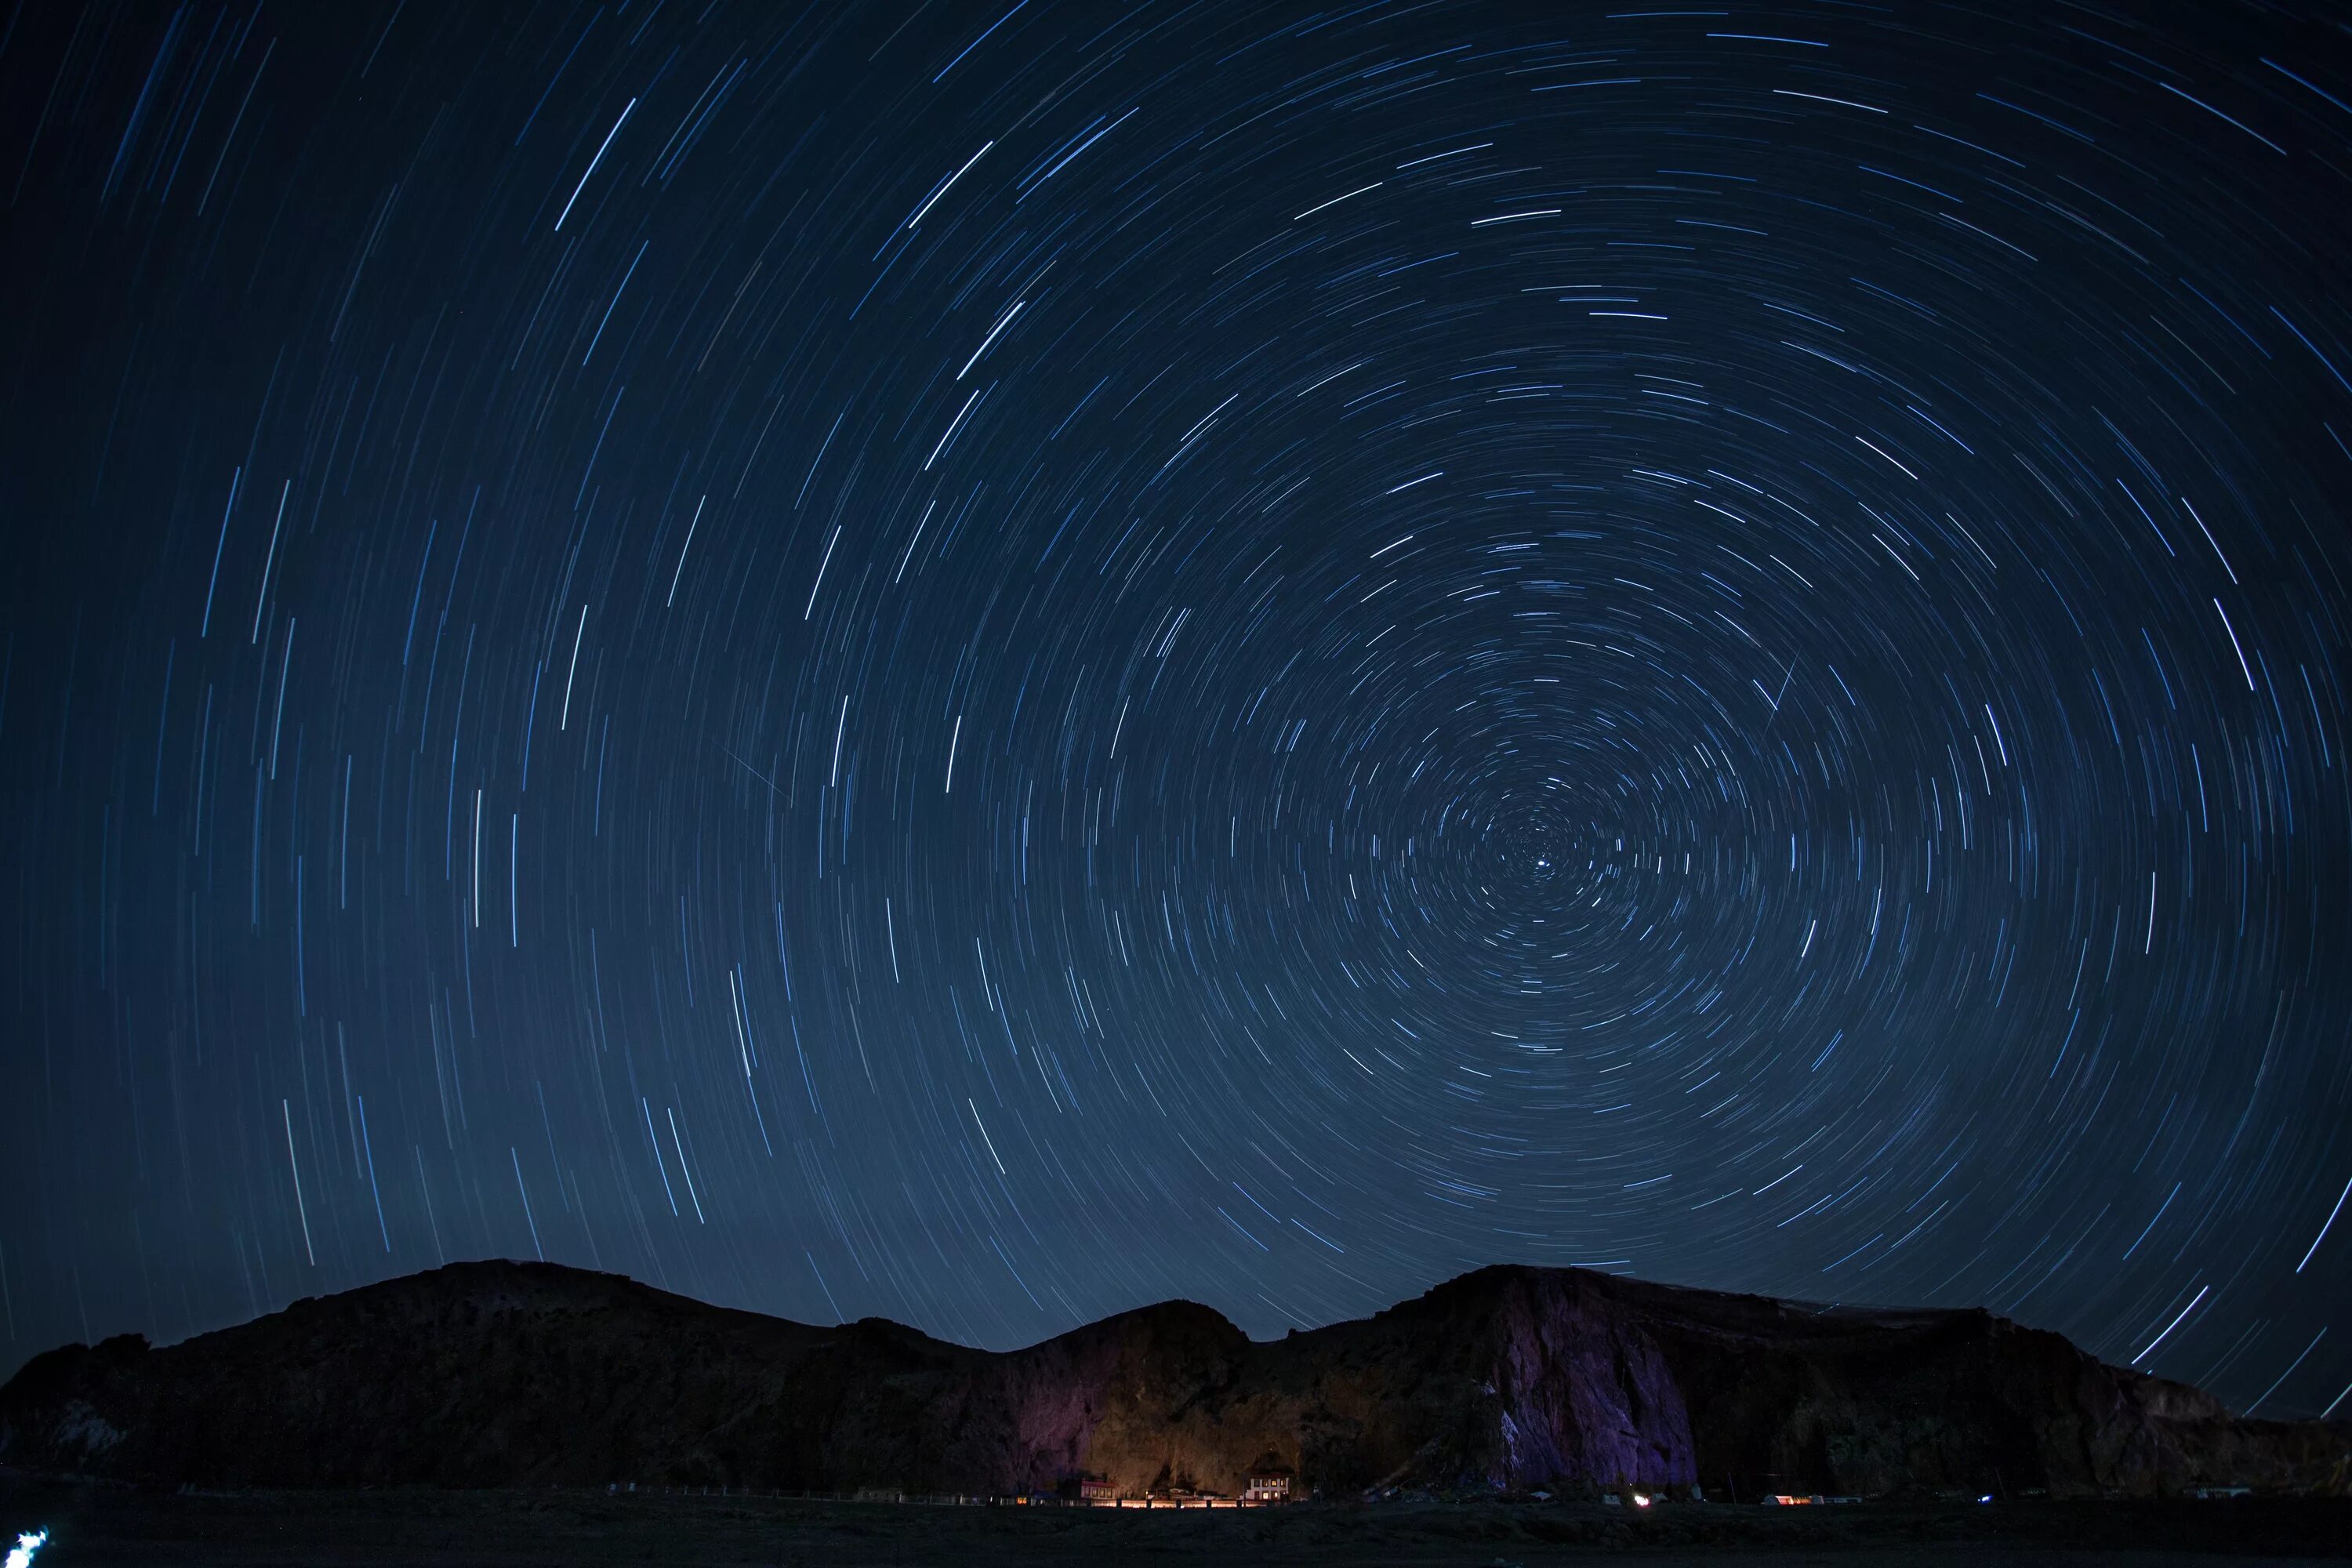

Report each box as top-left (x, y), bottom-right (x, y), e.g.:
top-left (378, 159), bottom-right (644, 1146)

top-left (1, 1261), bottom-right (2343, 1497)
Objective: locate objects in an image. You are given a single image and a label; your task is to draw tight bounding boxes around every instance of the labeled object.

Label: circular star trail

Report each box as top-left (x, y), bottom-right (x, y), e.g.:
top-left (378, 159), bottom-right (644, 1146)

top-left (2, 1), bottom-right (2349, 1417)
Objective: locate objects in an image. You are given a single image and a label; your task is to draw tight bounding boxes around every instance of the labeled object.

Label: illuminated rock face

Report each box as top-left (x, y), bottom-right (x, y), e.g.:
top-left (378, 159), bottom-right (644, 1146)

top-left (0, 1261), bottom-right (2342, 1497)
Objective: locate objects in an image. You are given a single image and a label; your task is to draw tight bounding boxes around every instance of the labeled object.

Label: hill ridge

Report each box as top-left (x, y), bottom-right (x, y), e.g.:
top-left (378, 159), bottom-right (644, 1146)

top-left (2, 1258), bottom-right (2343, 1497)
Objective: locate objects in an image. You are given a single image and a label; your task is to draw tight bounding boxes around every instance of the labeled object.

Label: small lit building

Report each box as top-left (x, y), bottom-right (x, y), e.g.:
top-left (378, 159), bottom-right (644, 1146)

top-left (1076, 1478), bottom-right (1116, 1503)
top-left (1243, 1461), bottom-right (1294, 1502)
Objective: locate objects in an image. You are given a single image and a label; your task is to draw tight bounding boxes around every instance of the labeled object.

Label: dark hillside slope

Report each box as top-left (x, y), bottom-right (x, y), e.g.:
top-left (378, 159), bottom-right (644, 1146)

top-left (2, 1260), bottom-right (2342, 1497)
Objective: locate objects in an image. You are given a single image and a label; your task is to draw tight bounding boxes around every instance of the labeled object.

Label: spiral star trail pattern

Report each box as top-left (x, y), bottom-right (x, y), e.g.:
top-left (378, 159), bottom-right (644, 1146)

top-left (2, 1), bottom-right (2349, 1417)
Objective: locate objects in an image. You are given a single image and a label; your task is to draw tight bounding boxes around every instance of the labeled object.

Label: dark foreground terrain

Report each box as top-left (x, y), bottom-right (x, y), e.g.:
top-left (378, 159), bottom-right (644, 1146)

top-left (4, 1261), bottom-right (2346, 1499)
top-left (1, 1478), bottom-right (2347, 1566)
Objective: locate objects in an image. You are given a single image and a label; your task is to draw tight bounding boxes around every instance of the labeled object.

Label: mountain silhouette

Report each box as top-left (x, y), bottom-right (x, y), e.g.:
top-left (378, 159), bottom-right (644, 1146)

top-left (2, 1261), bottom-right (2343, 1497)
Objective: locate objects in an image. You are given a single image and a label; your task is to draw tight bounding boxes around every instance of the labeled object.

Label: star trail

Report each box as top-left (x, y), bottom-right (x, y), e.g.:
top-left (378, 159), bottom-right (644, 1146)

top-left (2, 1), bottom-right (2349, 1420)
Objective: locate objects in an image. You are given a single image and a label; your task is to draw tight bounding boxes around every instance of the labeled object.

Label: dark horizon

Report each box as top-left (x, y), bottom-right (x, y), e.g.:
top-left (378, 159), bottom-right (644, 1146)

top-left (5, 1250), bottom-right (2311, 1410)
top-left (0, 1), bottom-right (2347, 1419)
top-left (0, 1250), bottom-right (2063, 1356)
top-left (16, 1247), bottom-right (2338, 1504)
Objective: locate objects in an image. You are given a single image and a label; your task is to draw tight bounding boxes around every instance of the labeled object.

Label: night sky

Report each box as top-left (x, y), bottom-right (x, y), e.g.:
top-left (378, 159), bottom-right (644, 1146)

top-left (2, 0), bottom-right (2349, 1420)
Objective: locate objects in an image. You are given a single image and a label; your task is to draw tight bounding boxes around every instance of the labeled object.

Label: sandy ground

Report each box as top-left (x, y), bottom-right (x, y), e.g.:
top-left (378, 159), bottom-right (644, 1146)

top-left (1, 1478), bottom-right (2346, 1566)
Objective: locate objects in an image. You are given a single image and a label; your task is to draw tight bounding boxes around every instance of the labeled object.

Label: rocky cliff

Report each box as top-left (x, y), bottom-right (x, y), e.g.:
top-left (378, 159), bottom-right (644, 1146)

top-left (2, 1261), bottom-right (2342, 1497)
